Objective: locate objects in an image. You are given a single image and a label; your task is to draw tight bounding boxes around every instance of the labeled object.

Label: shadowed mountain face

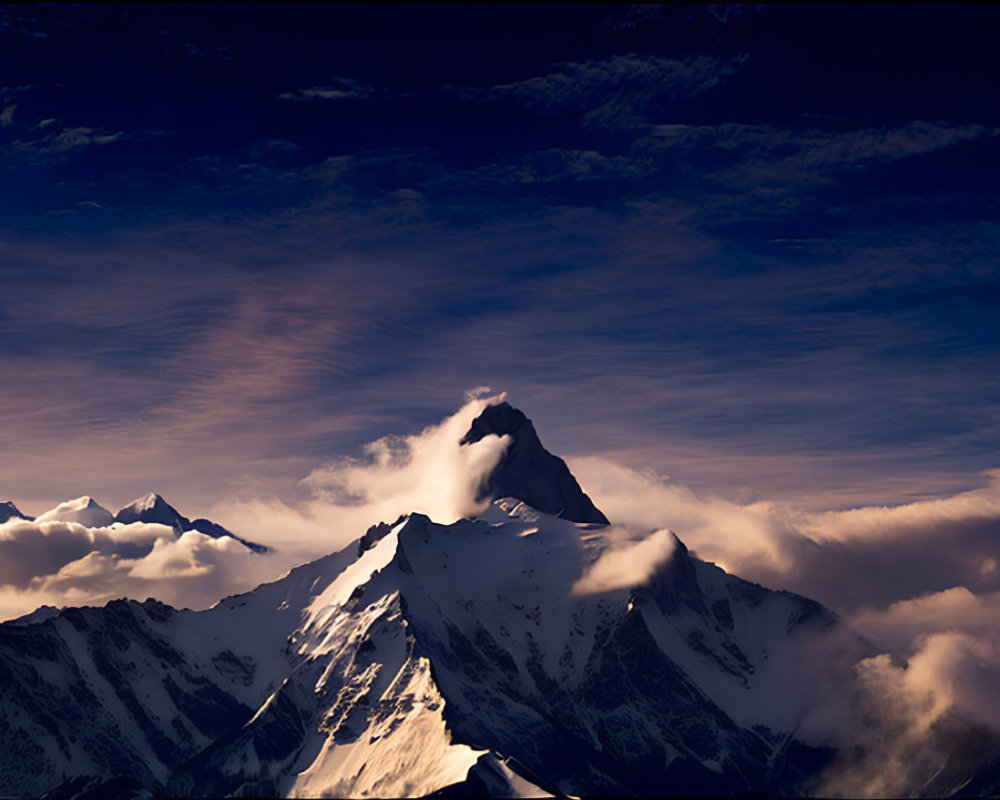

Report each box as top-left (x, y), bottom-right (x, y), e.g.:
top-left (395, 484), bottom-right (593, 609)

top-left (0, 501), bottom-right (30, 523)
top-left (114, 493), bottom-right (267, 554)
top-left (461, 402), bottom-right (610, 525)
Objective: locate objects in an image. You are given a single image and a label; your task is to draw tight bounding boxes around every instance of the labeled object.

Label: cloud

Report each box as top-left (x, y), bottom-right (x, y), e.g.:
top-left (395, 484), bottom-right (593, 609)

top-left (0, 391), bottom-right (512, 620)
top-left (302, 391), bottom-right (508, 517)
top-left (219, 392), bottom-right (512, 563)
top-left (709, 120), bottom-right (990, 186)
top-left (637, 120), bottom-right (993, 221)
top-left (648, 120), bottom-right (990, 175)
top-left (0, 518), bottom-right (278, 621)
top-left (470, 147), bottom-right (649, 189)
top-left (815, 631), bottom-right (1000, 798)
top-left (462, 54), bottom-right (746, 130)
top-left (3, 120), bottom-right (124, 164)
top-left (279, 77), bottom-right (374, 102)
top-left (568, 456), bottom-right (1000, 794)
top-left (0, 236), bottom-right (421, 511)
top-left (571, 458), bottom-right (1000, 615)
top-left (571, 528), bottom-right (676, 594)
top-left (850, 587), bottom-right (1000, 655)
top-left (876, 631), bottom-right (1000, 732)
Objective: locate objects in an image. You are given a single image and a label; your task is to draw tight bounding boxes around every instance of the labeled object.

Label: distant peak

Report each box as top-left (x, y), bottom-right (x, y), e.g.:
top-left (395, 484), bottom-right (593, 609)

top-left (0, 501), bottom-right (31, 523)
top-left (137, 492), bottom-right (162, 510)
top-left (115, 493), bottom-right (187, 530)
top-left (36, 496), bottom-right (115, 528)
top-left (112, 495), bottom-right (267, 552)
top-left (119, 492), bottom-right (169, 513)
top-left (460, 402), bottom-right (609, 525)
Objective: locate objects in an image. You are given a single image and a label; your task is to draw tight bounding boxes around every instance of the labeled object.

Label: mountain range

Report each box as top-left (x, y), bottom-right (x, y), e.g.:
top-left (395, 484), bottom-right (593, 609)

top-left (2, 493), bottom-right (265, 554)
top-left (1, 402), bottom-right (999, 799)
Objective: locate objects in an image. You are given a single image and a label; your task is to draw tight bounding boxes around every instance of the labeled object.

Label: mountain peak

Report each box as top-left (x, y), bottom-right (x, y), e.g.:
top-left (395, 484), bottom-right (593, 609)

top-left (115, 493), bottom-right (187, 531)
top-left (460, 401), bottom-right (609, 525)
top-left (114, 494), bottom-right (267, 553)
top-left (35, 496), bottom-right (115, 528)
top-left (0, 501), bottom-right (31, 523)
top-left (460, 401), bottom-right (533, 443)
top-left (136, 492), bottom-right (162, 511)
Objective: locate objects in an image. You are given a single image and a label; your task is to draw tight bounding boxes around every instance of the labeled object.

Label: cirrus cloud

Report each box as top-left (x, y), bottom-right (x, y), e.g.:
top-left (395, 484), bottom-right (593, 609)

top-left (460, 54), bottom-right (746, 131)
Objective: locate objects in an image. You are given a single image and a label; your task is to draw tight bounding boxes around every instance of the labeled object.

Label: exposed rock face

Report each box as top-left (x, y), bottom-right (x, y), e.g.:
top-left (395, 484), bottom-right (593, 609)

top-left (461, 402), bottom-right (609, 525)
top-left (0, 501), bottom-right (30, 523)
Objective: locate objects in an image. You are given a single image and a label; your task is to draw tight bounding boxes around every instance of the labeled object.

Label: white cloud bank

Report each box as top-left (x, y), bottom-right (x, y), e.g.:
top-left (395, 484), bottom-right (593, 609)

top-left (0, 391), bottom-right (511, 621)
top-left (0, 518), bottom-right (273, 621)
top-left (571, 458), bottom-right (1000, 616)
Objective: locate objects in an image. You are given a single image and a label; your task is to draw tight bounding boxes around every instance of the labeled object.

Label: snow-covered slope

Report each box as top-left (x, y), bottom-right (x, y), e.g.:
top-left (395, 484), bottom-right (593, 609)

top-left (0, 542), bottom-right (357, 798)
top-left (1, 604), bottom-right (63, 626)
top-left (0, 498), bottom-right (868, 799)
top-left (271, 500), bottom-right (861, 797)
top-left (35, 496), bottom-right (115, 527)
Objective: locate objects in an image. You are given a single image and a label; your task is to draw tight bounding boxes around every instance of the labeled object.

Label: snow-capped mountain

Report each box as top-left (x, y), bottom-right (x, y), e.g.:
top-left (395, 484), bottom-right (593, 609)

top-left (0, 403), bottom-right (992, 799)
top-left (34, 496), bottom-right (115, 528)
top-left (10, 492), bottom-right (266, 554)
top-left (0, 500), bottom-right (853, 798)
top-left (114, 492), bottom-right (190, 530)
top-left (114, 492), bottom-right (267, 553)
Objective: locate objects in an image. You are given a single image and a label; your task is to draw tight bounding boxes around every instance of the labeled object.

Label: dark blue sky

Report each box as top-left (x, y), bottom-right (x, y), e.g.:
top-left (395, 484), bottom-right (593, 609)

top-left (2, 4), bottom-right (998, 514)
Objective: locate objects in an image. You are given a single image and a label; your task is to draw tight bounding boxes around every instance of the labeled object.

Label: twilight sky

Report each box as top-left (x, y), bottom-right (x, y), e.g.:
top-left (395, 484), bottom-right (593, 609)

top-left (2, 3), bottom-right (999, 521)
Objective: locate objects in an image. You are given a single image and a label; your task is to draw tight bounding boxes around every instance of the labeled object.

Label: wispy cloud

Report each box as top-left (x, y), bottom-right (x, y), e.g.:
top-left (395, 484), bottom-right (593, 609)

top-left (571, 528), bottom-right (676, 595)
top-left (459, 54), bottom-right (746, 130)
top-left (3, 120), bottom-right (124, 163)
top-left (212, 391), bottom-right (510, 561)
top-left (279, 77), bottom-right (374, 103)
